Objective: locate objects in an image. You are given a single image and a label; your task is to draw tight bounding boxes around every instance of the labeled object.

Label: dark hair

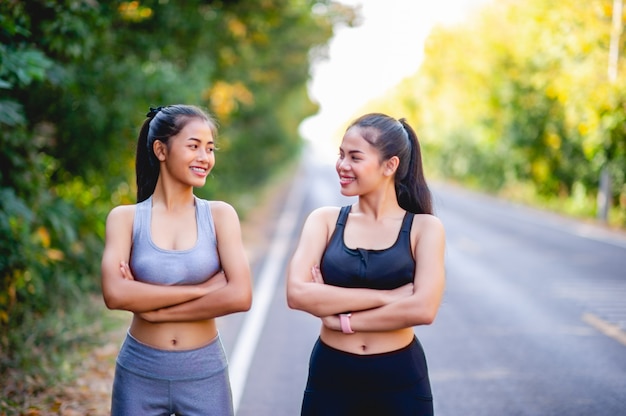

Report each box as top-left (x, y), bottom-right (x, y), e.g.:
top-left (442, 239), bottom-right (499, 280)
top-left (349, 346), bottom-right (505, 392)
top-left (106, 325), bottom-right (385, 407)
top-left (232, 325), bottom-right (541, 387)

top-left (136, 104), bottom-right (217, 202)
top-left (347, 113), bottom-right (433, 215)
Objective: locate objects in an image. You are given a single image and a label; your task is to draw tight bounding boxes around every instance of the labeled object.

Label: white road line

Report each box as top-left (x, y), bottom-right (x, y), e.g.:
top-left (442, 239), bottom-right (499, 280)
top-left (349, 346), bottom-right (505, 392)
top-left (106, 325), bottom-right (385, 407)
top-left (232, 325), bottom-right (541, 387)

top-left (582, 312), bottom-right (626, 347)
top-left (228, 170), bottom-right (304, 415)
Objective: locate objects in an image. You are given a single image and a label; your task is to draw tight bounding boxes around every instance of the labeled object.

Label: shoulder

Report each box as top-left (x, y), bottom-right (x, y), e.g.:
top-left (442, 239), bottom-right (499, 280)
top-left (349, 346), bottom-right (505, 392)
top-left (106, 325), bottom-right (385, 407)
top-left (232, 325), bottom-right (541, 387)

top-left (412, 213), bottom-right (444, 227)
top-left (299, 206), bottom-right (342, 240)
top-left (207, 200), bottom-right (238, 217)
top-left (106, 204), bottom-right (136, 225)
top-left (307, 206), bottom-right (341, 223)
top-left (411, 214), bottom-right (445, 238)
top-left (207, 200), bottom-right (241, 230)
top-left (104, 204), bottom-right (136, 239)
top-left (301, 206), bottom-right (343, 232)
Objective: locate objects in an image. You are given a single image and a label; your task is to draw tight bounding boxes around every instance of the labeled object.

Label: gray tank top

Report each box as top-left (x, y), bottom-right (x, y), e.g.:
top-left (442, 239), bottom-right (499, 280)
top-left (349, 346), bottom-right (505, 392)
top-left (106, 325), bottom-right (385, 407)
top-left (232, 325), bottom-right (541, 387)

top-left (129, 196), bottom-right (221, 285)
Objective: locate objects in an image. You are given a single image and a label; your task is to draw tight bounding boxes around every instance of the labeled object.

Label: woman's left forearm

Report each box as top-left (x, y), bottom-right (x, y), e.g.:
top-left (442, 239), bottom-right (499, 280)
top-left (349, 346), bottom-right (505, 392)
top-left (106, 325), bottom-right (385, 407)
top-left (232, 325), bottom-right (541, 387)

top-left (140, 279), bottom-right (251, 322)
top-left (324, 295), bottom-right (440, 333)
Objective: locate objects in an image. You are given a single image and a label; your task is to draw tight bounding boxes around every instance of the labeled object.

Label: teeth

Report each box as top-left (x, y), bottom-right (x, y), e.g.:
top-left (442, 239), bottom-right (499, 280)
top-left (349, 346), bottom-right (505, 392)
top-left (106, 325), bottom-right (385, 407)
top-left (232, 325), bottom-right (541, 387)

top-left (191, 167), bottom-right (206, 172)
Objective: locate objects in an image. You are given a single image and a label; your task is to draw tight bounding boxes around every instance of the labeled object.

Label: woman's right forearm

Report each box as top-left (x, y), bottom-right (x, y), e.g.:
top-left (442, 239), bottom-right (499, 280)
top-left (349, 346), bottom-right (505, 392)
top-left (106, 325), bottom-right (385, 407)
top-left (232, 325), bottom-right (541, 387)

top-left (103, 278), bottom-right (207, 313)
top-left (287, 281), bottom-right (391, 317)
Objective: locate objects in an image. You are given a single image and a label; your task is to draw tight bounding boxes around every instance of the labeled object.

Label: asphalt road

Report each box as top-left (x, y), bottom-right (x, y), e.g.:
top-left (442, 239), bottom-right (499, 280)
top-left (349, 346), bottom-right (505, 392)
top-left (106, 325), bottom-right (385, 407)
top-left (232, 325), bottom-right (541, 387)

top-left (218, 146), bottom-right (626, 416)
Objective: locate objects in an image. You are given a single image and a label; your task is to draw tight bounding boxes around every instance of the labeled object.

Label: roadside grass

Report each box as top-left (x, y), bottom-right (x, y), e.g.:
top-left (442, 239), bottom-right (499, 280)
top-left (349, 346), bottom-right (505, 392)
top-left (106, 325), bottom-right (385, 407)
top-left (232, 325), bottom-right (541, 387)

top-left (1, 296), bottom-right (128, 415)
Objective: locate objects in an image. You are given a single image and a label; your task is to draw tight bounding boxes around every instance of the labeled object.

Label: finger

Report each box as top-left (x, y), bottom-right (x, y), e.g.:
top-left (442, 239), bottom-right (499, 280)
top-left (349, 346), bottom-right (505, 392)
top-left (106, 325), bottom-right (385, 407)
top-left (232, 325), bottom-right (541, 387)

top-left (311, 268), bottom-right (322, 283)
top-left (312, 265), bottom-right (325, 284)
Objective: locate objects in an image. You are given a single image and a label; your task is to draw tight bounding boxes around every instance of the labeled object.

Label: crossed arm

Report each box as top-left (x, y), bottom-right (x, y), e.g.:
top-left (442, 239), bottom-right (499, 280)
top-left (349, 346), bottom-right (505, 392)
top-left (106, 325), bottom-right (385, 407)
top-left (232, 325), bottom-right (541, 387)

top-left (286, 207), bottom-right (446, 333)
top-left (100, 202), bottom-right (252, 322)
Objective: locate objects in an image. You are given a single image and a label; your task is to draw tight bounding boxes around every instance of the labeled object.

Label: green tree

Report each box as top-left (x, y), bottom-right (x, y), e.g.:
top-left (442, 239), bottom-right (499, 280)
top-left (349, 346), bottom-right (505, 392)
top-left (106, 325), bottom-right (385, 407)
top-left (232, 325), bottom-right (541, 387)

top-left (0, 0), bottom-right (355, 408)
top-left (375, 0), bottom-right (626, 224)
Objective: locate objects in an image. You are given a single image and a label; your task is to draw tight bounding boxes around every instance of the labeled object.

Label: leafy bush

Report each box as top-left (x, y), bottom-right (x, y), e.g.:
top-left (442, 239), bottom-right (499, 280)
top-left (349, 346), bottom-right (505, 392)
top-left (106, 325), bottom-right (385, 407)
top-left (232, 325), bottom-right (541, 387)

top-left (0, 0), bottom-right (355, 408)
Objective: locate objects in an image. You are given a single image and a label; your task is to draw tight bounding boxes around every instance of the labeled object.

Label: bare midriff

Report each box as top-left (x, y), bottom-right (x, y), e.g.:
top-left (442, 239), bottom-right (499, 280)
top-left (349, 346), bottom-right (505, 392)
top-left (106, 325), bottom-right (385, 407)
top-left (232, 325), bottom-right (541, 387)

top-left (319, 326), bottom-right (414, 355)
top-left (129, 316), bottom-right (218, 350)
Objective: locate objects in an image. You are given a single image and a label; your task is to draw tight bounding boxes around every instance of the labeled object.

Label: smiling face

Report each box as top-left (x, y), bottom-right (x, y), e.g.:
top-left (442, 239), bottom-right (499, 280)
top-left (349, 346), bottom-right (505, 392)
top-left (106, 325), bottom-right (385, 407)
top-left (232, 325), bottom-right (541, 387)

top-left (154, 117), bottom-right (216, 188)
top-left (335, 126), bottom-right (389, 197)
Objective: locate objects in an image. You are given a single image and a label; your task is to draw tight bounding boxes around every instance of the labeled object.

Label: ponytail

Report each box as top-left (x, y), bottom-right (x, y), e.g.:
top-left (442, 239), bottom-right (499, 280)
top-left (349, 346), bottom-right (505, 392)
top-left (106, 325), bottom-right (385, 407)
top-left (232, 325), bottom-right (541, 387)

top-left (398, 118), bottom-right (432, 215)
top-left (135, 117), bottom-right (160, 202)
top-left (347, 113), bottom-right (433, 215)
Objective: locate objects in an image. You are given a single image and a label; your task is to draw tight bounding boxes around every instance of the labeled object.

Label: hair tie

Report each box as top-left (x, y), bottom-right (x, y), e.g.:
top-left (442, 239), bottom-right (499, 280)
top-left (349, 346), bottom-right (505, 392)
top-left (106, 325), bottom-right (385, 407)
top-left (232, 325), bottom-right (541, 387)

top-left (146, 106), bottom-right (163, 118)
top-left (398, 118), bottom-right (411, 146)
top-left (145, 106), bottom-right (163, 166)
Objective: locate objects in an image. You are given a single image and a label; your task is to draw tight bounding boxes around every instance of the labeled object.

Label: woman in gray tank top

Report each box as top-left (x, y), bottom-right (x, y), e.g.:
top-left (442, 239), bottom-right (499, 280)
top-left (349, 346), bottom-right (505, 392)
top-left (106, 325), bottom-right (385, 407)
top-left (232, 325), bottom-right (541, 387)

top-left (101, 105), bottom-right (252, 416)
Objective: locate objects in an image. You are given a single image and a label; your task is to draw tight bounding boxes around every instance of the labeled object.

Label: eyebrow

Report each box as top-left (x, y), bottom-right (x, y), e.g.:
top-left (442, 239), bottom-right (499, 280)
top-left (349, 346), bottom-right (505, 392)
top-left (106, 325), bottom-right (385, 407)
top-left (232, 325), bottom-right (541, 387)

top-left (342, 149), bottom-right (365, 155)
top-left (188, 137), bottom-right (214, 145)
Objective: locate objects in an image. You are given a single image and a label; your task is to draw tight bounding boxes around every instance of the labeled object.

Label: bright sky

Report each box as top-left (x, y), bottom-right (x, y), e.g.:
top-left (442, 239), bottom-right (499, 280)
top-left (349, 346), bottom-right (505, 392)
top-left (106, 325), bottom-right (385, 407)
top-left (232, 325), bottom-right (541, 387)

top-left (300, 0), bottom-right (490, 147)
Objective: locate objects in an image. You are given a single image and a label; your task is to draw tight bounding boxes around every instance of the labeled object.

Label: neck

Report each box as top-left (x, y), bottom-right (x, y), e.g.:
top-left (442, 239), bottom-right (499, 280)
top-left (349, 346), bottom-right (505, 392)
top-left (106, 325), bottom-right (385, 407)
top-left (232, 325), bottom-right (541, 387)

top-left (356, 185), bottom-right (402, 220)
top-left (151, 177), bottom-right (195, 210)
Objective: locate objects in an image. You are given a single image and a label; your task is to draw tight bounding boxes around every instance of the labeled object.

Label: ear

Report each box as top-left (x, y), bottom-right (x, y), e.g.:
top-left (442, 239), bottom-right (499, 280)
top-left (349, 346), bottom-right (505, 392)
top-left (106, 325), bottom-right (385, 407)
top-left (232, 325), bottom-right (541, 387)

top-left (383, 156), bottom-right (400, 177)
top-left (153, 140), bottom-right (167, 162)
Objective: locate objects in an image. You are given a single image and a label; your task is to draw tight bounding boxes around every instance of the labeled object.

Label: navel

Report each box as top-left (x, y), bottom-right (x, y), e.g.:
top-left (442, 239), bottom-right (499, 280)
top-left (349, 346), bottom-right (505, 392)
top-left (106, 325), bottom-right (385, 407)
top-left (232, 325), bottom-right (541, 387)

top-left (360, 344), bottom-right (367, 352)
top-left (171, 338), bottom-right (178, 347)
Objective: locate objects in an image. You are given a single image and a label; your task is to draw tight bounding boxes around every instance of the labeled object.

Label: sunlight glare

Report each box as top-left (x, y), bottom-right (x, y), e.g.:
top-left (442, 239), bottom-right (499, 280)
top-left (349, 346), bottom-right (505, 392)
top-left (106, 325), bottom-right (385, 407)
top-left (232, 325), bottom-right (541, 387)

top-left (300, 0), bottom-right (491, 161)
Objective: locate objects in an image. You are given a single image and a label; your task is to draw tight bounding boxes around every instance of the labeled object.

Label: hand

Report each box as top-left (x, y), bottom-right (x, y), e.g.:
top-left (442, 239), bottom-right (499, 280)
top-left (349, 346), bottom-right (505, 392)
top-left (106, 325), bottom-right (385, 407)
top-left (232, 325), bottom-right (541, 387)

top-left (139, 272), bottom-right (228, 322)
top-left (321, 314), bottom-right (340, 331)
top-left (198, 270), bottom-right (228, 293)
top-left (386, 282), bottom-right (414, 304)
top-left (120, 261), bottom-right (135, 281)
top-left (311, 265), bottom-right (325, 284)
top-left (139, 309), bottom-right (159, 322)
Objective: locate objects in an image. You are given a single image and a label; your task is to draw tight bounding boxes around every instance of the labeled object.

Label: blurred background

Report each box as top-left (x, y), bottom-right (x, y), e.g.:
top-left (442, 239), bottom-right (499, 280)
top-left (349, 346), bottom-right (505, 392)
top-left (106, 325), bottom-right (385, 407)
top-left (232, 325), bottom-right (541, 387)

top-left (1, 0), bottom-right (625, 414)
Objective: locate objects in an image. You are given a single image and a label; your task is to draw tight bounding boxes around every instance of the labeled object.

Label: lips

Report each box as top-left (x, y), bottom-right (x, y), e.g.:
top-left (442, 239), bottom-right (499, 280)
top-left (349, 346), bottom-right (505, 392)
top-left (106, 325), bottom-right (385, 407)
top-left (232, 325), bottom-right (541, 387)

top-left (339, 175), bottom-right (355, 186)
top-left (191, 166), bottom-right (208, 176)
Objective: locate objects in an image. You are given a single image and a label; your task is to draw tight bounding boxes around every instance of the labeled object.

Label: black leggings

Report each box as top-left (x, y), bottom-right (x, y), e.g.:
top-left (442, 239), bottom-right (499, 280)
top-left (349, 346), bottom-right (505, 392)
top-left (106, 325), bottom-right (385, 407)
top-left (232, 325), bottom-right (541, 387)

top-left (301, 337), bottom-right (433, 416)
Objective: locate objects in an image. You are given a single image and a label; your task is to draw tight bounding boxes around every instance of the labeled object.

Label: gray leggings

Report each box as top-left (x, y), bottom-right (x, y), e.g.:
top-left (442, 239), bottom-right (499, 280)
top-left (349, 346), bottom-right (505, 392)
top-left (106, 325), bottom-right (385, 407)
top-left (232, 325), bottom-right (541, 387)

top-left (111, 332), bottom-right (233, 416)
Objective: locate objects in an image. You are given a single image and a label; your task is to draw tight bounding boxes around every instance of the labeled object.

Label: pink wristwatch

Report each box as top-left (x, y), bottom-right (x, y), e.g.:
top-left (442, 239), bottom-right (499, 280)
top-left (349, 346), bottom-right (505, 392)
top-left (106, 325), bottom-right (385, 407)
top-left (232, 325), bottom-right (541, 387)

top-left (339, 313), bottom-right (355, 334)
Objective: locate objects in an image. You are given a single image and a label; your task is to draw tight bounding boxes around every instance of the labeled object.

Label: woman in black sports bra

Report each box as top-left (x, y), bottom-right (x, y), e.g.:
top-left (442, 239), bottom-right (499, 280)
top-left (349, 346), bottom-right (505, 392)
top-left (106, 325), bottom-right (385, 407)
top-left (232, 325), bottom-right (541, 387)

top-left (287, 113), bottom-right (446, 416)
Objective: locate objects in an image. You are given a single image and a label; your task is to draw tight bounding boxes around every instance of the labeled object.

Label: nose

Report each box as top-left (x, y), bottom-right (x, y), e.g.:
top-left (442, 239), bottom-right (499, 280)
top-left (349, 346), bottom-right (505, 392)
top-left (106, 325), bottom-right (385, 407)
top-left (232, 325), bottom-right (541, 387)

top-left (197, 148), bottom-right (210, 161)
top-left (336, 157), bottom-right (349, 171)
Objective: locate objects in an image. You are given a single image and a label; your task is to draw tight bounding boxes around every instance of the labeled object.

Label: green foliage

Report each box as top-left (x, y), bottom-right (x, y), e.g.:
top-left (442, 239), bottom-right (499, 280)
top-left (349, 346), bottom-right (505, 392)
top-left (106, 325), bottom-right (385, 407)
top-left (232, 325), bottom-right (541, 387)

top-left (374, 0), bottom-right (626, 226)
top-left (0, 0), bottom-right (355, 408)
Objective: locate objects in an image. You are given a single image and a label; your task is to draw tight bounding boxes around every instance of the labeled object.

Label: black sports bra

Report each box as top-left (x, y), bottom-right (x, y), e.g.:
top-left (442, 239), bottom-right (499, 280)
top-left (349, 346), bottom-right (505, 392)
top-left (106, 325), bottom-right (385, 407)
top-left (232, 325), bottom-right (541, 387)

top-left (320, 206), bottom-right (415, 290)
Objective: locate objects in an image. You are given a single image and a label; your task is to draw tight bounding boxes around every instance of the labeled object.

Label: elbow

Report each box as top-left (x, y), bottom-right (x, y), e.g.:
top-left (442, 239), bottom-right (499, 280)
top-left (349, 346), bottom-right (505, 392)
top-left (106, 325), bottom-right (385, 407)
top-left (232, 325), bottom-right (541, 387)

top-left (101, 282), bottom-right (133, 312)
top-left (102, 291), bottom-right (125, 311)
top-left (286, 286), bottom-right (306, 311)
top-left (286, 297), bottom-right (300, 311)
top-left (232, 284), bottom-right (252, 313)
top-left (407, 306), bottom-right (439, 326)
top-left (240, 291), bottom-right (252, 312)
top-left (286, 292), bottom-right (322, 317)
top-left (420, 312), bottom-right (437, 326)
top-left (286, 291), bottom-right (298, 310)
top-left (103, 297), bottom-right (116, 310)
top-left (418, 309), bottom-right (437, 325)
top-left (285, 282), bottom-right (324, 316)
top-left (406, 291), bottom-right (443, 326)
